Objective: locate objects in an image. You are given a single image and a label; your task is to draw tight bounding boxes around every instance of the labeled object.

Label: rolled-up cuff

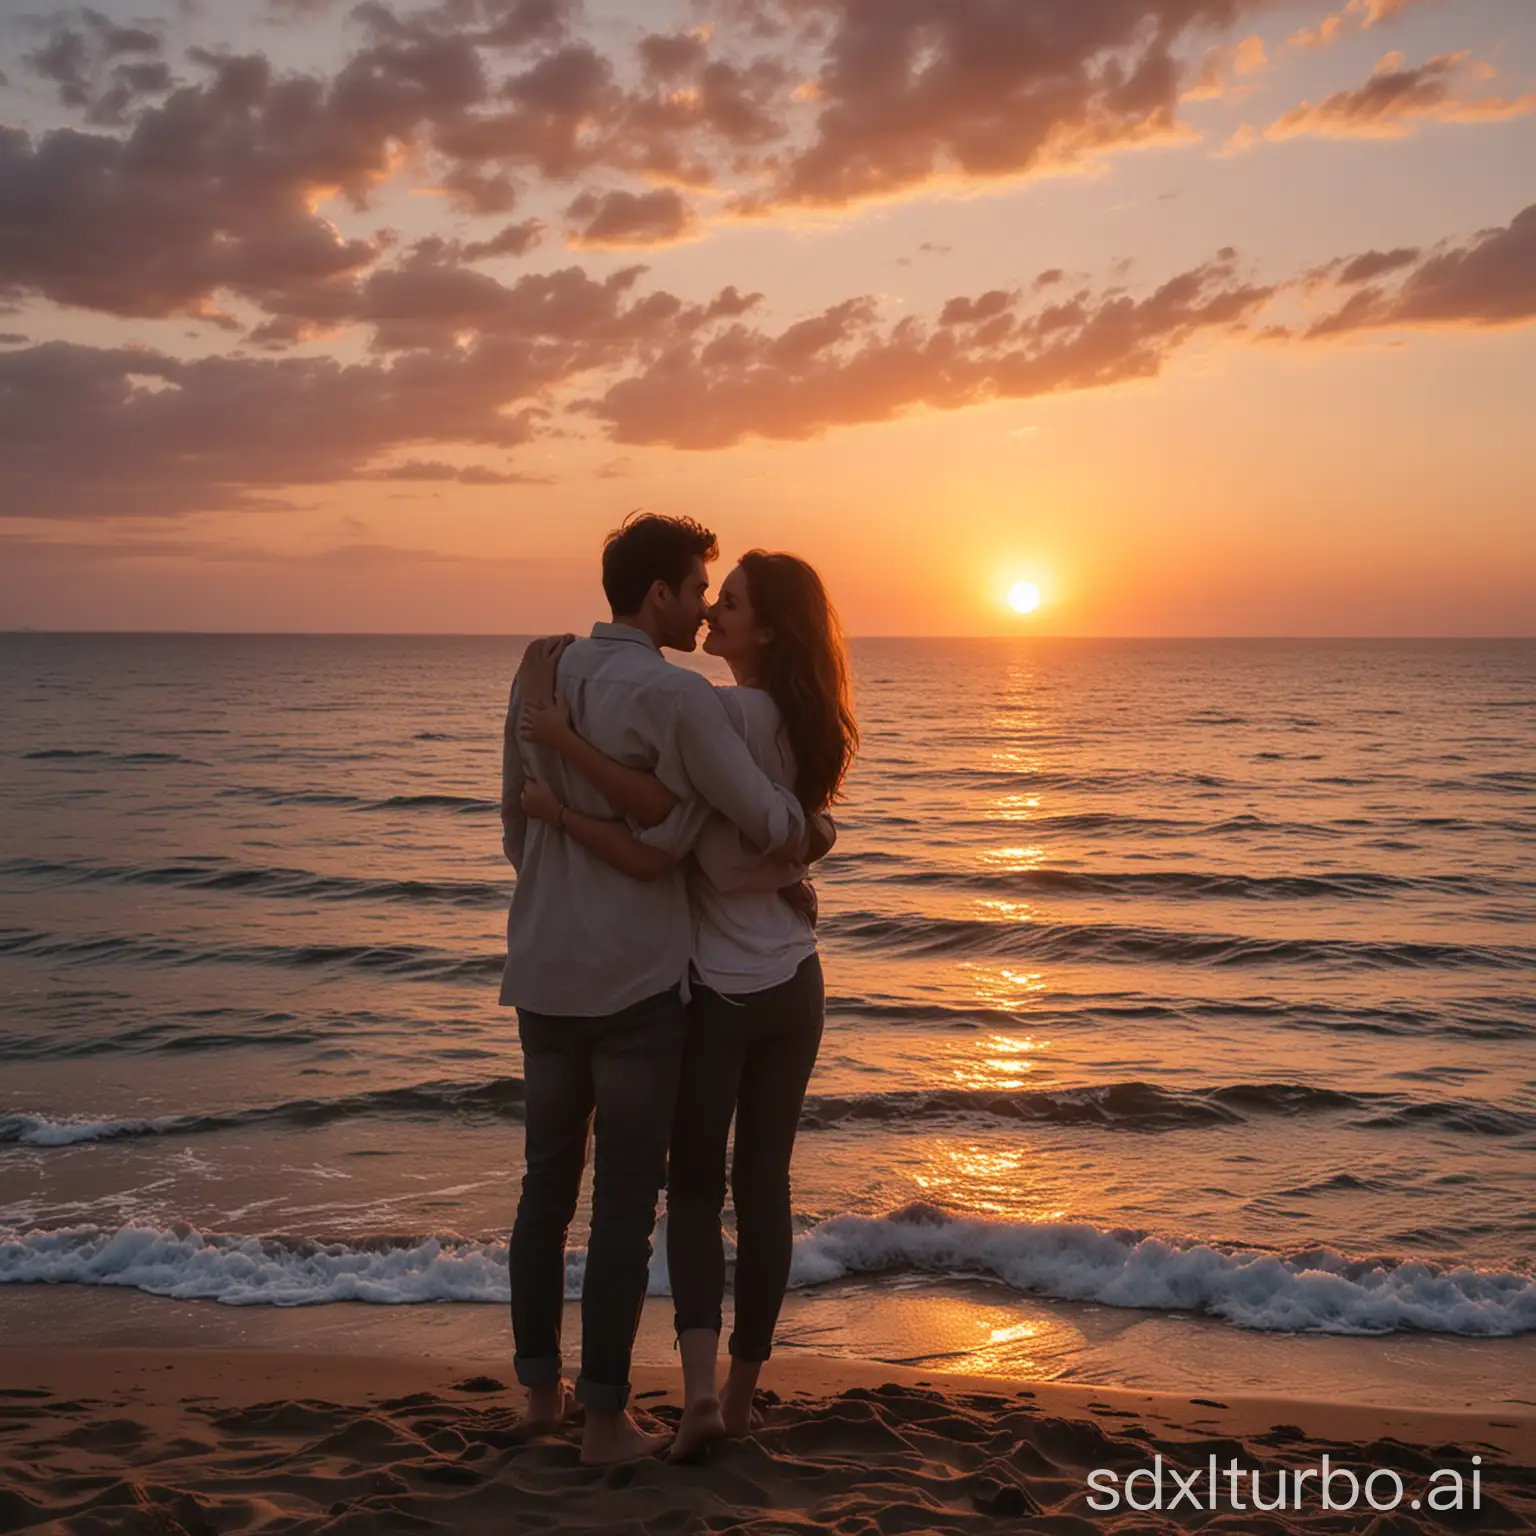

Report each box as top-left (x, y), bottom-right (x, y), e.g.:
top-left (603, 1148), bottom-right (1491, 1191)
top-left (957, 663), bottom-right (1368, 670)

top-left (674, 1307), bottom-right (724, 1340)
top-left (513, 1353), bottom-right (562, 1389)
top-left (728, 1329), bottom-right (772, 1365)
top-left (576, 1374), bottom-right (630, 1413)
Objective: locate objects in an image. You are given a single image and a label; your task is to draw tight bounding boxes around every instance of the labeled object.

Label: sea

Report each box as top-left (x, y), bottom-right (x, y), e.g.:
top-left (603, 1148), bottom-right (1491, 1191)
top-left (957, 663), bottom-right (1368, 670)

top-left (2, 635), bottom-right (1533, 1406)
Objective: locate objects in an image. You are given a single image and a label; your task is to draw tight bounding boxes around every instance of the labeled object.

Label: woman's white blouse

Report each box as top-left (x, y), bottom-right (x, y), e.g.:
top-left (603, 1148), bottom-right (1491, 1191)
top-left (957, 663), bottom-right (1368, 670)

top-left (689, 686), bottom-right (817, 996)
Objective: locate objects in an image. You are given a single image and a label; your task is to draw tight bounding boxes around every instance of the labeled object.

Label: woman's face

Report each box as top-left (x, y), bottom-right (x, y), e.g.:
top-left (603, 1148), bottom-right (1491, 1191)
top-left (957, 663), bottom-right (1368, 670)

top-left (702, 563), bottom-right (771, 667)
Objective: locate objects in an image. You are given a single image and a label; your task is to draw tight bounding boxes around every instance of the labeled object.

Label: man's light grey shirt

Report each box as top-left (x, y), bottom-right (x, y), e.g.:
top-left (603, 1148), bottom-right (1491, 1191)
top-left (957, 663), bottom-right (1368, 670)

top-left (499, 623), bottom-right (807, 1017)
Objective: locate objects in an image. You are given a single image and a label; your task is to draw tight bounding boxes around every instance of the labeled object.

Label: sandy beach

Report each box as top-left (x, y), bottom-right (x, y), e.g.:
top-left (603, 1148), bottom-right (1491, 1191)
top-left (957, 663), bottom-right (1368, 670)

top-left (2, 1337), bottom-right (1531, 1535)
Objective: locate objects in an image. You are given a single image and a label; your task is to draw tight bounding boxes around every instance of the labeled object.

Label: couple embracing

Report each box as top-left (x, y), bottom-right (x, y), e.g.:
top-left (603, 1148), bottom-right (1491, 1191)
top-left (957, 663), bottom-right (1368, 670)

top-left (498, 513), bottom-right (858, 1464)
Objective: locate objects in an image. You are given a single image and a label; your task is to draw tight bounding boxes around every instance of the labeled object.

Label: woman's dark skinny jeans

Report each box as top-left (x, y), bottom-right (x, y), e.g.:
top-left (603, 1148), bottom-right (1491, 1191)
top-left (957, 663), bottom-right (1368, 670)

top-left (666, 953), bottom-right (824, 1362)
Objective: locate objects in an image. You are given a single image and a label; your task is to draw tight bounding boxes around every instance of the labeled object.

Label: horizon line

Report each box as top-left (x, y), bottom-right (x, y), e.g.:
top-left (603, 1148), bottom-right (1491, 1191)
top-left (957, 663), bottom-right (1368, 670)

top-left (3, 630), bottom-right (1534, 643)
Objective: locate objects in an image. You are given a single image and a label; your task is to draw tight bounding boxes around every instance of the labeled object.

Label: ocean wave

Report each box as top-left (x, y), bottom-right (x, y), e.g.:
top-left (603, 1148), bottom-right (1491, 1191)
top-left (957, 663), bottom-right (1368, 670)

top-left (0, 856), bottom-right (509, 910)
top-left (16, 853), bottom-right (1524, 916)
top-left (6, 1076), bottom-right (1530, 1148)
top-left (1424, 771), bottom-right (1536, 795)
top-left (0, 1002), bottom-right (436, 1062)
top-left (801, 1081), bottom-right (1536, 1135)
top-left (0, 1026), bottom-right (333, 1061)
top-left (0, 927), bottom-right (501, 983)
top-left (887, 767), bottom-right (1250, 792)
top-left (212, 786), bottom-right (496, 814)
top-left (19, 749), bottom-right (193, 764)
top-left (799, 1081), bottom-right (1361, 1131)
top-left (821, 912), bottom-right (1536, 971)
top-left (783, 1206), bottom-right (1536, 1336)
top-left (3, 1212), bottom-right (1532, 1335)
top-left (859, 867), bottom-right (1525, 901)
top-left (366, 794), bottom-right (498, 814)
top-left (0, 1078), bottom-right (528, 1146)
top-left (216, 786), bottom-right (369, 807)
top-left (825, 991), bottom-right (1536, 1042)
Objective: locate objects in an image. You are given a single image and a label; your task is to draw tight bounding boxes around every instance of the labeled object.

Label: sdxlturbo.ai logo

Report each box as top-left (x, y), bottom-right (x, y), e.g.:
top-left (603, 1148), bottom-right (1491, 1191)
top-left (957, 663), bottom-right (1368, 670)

top-left (1086, 1453), bottom-right (1483, 1515)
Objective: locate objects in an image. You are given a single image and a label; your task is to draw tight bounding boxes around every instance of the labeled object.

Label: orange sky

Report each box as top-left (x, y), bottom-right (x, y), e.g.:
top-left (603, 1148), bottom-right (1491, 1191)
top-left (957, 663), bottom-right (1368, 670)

top-left (0, 0), bottom-right (1532, 634)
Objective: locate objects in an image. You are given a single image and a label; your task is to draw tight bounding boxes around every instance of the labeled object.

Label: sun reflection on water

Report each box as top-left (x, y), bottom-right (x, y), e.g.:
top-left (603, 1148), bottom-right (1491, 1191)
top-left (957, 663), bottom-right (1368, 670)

top-left (988, 792), bottom-right (1044, 821)
top-left (911, 1140), bottom-right (1066, 1223)
top-left (959, 963), bottom-right (1048, 1009)
top-left (980, 845), bottom-right (1047, 871)
top-left (949, 1033), bottom-right (1052, 1091)
top-left (776, 1288), bottom-right (1084, 1382)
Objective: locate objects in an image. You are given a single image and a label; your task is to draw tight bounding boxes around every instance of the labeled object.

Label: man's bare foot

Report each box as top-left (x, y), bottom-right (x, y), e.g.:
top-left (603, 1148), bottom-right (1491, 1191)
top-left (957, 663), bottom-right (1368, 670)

top-left (669, 1396), bottom-right (728, 1462)
top-left (580, 1407), bottom-right (669, 1466)
top-left (514, 1380), bottom-right (574, 1440)
top-left (720, 1379), bottom-right (760, 1439)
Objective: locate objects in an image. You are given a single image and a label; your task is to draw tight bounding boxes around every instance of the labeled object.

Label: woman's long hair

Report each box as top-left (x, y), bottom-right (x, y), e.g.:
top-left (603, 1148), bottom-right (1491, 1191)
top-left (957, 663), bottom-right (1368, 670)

top-left (738, 551), bottom-right (859, 815)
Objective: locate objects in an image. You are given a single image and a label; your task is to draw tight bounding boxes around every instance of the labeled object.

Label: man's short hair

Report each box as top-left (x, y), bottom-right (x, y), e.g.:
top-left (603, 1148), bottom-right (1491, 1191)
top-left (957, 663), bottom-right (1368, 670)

top-left (601, 513), bottom-right (719, 615)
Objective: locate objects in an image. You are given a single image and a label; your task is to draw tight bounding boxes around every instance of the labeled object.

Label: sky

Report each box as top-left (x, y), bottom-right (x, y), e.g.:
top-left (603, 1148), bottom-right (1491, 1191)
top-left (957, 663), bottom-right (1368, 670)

top-left (0, 0), bottom-right (1531, 636)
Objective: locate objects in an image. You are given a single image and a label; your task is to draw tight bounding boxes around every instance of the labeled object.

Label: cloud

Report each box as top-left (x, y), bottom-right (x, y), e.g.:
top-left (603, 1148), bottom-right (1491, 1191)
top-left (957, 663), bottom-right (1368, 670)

top-left (732, 0), bottom-right (1254, 213)
top-left (1291, 0), bottom-right (1439, 50)
top-left (0, 0), bottom-right (1318, 327)
top-left (0, 258), bottom-right (765, 514)
top-left (638, 31), bottom-right (710, 81)
top-left (565, 188), bottom-right (701, 248)
top-left (1336, 246), bottom-right (1421, 283)
top-left (438, 166), bottom-right (524, 215)
top-left (0, 339), bottom-right (551, 518)
top-left (265, 247), bottom-right (713, 354)
top-left (1306, 203), bottom-right (1536, 335)
top-left (1290, 14), bottom-right (1345, 50)
top-left (360, 458), bottom-right (553, 484)
top-left (441, 0), bottom-right (575, 51)
top-left (582, 250), bottom-right (1275, 448)
top-left (264, 0), bottom-right (350, 18)
top-left (1183, 33), bottom-right (1268, 103)
top-left (436, 36), bottom-right (788, 194)
top-left (0, 529), bottom-right (557, 573)
top-left (462, 219), bottom-right (547, 259)
top-left (1217, 120), bottom-right (1262, 154)
top-left (21, 7), bottom-right (170, 125)
top-left (0, 33), bottom-right (491, 320)
top-left (1264, 52), bottom-right (1536, 141)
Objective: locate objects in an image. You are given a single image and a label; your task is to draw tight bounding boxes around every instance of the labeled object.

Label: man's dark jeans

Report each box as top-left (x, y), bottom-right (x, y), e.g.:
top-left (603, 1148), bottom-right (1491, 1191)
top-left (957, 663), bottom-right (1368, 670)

top-left (510, 985), bottom-right (685, 1413)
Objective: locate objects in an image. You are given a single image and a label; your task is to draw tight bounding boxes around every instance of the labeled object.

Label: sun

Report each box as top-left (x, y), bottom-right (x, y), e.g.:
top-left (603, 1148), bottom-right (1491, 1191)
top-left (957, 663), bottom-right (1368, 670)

top-left (1008, 582), bottom-right (1041, 615)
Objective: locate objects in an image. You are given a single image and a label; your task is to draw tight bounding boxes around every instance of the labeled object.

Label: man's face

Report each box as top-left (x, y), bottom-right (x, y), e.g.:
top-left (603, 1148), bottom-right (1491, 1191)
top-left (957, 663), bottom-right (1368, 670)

top-left (656, 557), bottom-right (711, 651)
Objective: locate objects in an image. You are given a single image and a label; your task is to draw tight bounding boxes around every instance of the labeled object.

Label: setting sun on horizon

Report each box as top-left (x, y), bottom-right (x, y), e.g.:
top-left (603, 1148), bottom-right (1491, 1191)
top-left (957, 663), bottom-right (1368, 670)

top-left (1008, 583), bottom-right (1043, 616)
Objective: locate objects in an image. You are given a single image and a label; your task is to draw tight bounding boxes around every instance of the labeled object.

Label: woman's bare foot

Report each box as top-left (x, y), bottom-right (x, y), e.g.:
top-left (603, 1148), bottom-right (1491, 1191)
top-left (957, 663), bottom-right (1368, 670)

top-left (719, 1378), bottom-right (760, 1439)
top-left (669, 1395), bottom-right (728, 1462)
top-left (514, 1380), bottom-right (574, 1440)
top-left (580, 1407), bottom-right (669, 1466)
top-left (719, 1356), bottom-right (765, 1438)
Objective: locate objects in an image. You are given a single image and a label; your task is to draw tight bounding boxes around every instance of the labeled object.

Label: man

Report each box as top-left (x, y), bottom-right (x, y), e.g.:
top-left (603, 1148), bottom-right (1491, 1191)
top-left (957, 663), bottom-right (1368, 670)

top-left (499, 513), bottom-right (807, 1465)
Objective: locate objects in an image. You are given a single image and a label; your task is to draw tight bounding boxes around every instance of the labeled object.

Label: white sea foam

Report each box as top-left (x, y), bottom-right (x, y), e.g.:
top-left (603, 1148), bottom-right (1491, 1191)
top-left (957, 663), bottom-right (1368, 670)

top-left (2, 1211), bottom-right (1532, 1335)
top-left (0, 1114), bottom-right (183, 1147)
top-left (786, 1207), bottom-right (1536, 1336)
top-left (0, 1224), bottom-right (516, 1306)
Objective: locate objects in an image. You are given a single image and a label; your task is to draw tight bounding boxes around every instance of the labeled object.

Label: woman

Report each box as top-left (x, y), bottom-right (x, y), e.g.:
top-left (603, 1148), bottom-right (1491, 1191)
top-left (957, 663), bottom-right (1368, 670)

top-left (517, 551), bottom-right (857, 1459)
